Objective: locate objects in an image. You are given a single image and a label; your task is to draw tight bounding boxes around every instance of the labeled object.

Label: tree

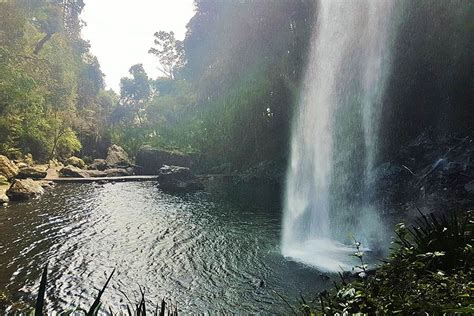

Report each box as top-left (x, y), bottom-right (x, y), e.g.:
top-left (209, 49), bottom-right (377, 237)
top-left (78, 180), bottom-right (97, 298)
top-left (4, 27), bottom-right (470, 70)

top-left (0, 0), bottom-right (108, 161)
top-left (148, 31), bottom-right (184, 79)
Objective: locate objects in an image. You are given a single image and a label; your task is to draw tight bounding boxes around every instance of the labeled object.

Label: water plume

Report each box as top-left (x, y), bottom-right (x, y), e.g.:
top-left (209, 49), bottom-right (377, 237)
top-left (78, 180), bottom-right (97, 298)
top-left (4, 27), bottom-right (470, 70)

top-left (282, 0), bottom-right (397, 272)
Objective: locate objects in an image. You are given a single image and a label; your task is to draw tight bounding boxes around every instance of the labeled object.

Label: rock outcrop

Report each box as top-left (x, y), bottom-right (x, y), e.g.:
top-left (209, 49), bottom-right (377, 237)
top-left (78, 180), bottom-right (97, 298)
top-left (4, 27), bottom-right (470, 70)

top-left (371, 133), bottom-right (474, 215)
top-left (158, 165), bottom-right (203, 193)
top-left (17, 166), bottom-right (47, 179)
top-left (88, 159), bottom-right (107, 171)
top-left (7, 179), bottom-right (44, 201)
top-left (105, 168), bottom-right (132, 177)
top-left (87, 170), bottom-right (108, 178)
top-left (106, 145), bottom-right (131, 168)
top-left (135, 145), bottom-right (193, 175)
top-left (0, 155), bottom-right (19, 179)
top-left (66, 156), bottom-right (86, 169)
top-left (0, 183), bottom-right (9, 204)
top-left (59, 165), bottom-right (90, 178)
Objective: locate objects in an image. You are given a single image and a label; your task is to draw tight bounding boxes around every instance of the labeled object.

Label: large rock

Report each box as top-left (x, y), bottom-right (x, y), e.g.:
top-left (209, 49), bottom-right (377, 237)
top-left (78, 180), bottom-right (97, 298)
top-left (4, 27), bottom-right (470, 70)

top-left (105, 168), bottom-right (132, 177)
top-left (66, 156), bottom-right (86, 169)
top-left (7, 179), bottom-right (44, 201)
top-left (13, 153), bottom-right (34, 168)
top-left (17, 166), bottom-right (47, 179)
top-left (0, 193), bottom-right (8, 204)
top-left (88, 159), bottom-right (107, 171)
top-left (158, 165), bottom-right (203, 193)
top-left (48, 159), bottom-right (64, 168)
top-left (106, 145), bottom-right (131, 168)
top-left (0, 155), bottom-right (19, 179)
top-left (0, 184), bottom-right (9, 204)
top-left (15, 162), bottom-right (29, 169)
top-left (59, 165), bottom-right (90, 178)
top-left (135, 145), bottom-right (193, 175)
top-left (87, 170), bottom-right (108, 178)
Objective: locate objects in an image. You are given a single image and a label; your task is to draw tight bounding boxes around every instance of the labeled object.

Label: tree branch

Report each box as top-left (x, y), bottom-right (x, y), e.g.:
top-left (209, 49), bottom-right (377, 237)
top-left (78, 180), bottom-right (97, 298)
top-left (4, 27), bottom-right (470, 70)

top-left (33, 32), bottom-right (54, 55)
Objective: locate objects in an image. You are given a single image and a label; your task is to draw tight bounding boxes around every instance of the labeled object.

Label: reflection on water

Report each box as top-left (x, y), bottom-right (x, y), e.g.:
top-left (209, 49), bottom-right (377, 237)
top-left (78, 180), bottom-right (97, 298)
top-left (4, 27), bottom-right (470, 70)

top-left (0, 182), bottom-right (330, 313)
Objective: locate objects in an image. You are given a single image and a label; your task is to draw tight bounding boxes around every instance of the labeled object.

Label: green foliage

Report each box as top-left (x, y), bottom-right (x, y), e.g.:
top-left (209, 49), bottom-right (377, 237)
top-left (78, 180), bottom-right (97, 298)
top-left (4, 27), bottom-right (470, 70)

top-left (149, 31), bottom-right (184, 79)
top-left (312, 210), bottom-right (473, 315)
top-left (180, 0), bottom-right (315, 169)
top-left (0, 0), bottom-right (111, 161)
top-left (110, 0), bottom-right (314, 168)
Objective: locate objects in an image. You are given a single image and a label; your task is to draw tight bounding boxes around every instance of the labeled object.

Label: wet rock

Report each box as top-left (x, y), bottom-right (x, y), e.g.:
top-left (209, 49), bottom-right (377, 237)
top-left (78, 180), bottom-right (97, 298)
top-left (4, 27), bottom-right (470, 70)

top-left (88, 159), bottom-right (107, 171)
top-left (105, 168), bottom-right (131, 177)
top-left (158, 165), bottom-right (203, 193)
top-left (37, 180), bottom-right (54, 189)
top-left (66, 156), bottom-right (86, 169)
top-left (135, 145), bottom-right (192, 175)
top-left (59, 165), bottom-right (90, 178)
top-left (87, 169), bottom-right (108, 178)
top-left (0, 155), bottom-right (19, 179)
top-left (106, 145), bottom-right (131, 168)
top-left (17, 166), bottom-right (47, 179)
top-left (6, 179), bottom-right (44, 201)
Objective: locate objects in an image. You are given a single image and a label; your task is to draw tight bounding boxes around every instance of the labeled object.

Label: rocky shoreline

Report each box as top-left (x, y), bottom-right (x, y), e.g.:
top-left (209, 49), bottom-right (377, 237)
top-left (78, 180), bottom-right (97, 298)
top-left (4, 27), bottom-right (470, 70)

top-left (0, 145), bottom-right (205, 205)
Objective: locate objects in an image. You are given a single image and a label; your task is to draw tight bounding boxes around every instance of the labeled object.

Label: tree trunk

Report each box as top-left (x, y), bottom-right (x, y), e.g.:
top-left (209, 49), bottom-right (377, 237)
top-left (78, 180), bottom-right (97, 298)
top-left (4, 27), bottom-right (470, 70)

top-left (33, 33), bottom-right (54, 55)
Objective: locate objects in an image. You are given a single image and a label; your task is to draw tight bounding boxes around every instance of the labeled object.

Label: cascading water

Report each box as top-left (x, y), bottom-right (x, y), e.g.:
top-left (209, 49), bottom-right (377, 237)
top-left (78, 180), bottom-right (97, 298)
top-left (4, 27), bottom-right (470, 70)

top-left (282, 0), bottom-right (397, 272)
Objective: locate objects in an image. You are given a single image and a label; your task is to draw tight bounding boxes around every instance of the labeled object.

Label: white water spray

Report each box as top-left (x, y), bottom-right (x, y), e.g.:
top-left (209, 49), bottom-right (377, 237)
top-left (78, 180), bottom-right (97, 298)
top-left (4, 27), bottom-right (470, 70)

top-left (282, 0), bottom-right (396, 272)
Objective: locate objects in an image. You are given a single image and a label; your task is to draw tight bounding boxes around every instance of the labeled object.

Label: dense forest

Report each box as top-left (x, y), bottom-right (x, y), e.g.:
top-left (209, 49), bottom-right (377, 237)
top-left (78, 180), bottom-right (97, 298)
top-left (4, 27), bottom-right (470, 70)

top-left (2, 0), bottom-right (471, 173)
top-left (0, 0), bottom-right (473, 314)
top-left (0, 0), bottom-right (315, 173)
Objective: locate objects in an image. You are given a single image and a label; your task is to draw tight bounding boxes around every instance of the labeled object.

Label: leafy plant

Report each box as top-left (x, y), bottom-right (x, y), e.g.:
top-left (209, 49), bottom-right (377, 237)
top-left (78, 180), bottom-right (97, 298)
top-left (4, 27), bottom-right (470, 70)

top-left (310, 210), bottom-right (473, 314)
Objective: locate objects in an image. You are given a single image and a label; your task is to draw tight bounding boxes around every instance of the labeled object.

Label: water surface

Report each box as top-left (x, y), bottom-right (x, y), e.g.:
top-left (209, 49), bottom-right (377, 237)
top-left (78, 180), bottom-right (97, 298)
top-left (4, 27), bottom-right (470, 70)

top-left (0, 182), bottom-right (329, 313)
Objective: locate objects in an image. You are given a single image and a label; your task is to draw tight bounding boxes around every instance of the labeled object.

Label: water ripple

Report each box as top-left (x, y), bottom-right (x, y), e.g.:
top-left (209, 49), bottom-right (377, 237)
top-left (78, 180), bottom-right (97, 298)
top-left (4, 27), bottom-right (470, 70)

top-left (0, 182), bottom-right (329, 313)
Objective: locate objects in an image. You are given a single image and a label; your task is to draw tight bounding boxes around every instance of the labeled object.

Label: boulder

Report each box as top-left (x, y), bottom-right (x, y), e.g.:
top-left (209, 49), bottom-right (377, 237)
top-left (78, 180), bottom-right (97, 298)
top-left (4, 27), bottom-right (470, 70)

top-left (17, 166), bottom-right (47, 179)
top-left (135, 145), bottom-right (193, 175)
top-left (88, 159), bottom-right (107, 171)
top-left (48, 159), bottom-right (64, 168)
top-left (0, 175), bottom-right (9, 186)
top-left (0, 184), bottom-right (9, 204)
top-left (87, 170), bottom-right (108, 178)
top-left (0, 192), bottom-right (8, 204)
top-left (158, 165), bottom-right (203, 193)
top-left (23, 153), bottom-right (34, 166)
top-left (105, 168), bottom-right (132, 177)
top-left (66, 156), bottom-right (86, 169)
top-left (13, 154), bottom-right (34, 168)
top-left (0, 155), bottom-right (19, 179)
top-left (106, 145), bottom-right (130, 168)
top-left (37, 180), bottom-right (54, 189)
top-left (15, 162), bottom-right (29, 169)
top-left (7, 179), bottom-right (44, 201)
top-left (59, 165), bottom-right (90, 178)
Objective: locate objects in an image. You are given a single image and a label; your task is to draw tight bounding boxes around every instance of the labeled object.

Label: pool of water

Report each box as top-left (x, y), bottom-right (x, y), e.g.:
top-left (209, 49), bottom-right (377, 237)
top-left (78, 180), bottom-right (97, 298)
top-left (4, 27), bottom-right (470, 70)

top-left (0, 182), bottom-right (332, 313)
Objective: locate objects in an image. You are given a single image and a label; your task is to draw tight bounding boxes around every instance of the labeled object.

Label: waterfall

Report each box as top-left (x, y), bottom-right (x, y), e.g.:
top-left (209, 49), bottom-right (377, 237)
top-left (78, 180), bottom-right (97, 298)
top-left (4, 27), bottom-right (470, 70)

top-left (282, 0), bottom-right (396, 272)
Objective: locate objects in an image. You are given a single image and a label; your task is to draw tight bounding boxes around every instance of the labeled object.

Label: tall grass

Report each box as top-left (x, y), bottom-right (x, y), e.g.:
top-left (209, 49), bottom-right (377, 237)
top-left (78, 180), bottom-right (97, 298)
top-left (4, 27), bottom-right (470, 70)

top-left (32, 266), bottom-right (178, 315)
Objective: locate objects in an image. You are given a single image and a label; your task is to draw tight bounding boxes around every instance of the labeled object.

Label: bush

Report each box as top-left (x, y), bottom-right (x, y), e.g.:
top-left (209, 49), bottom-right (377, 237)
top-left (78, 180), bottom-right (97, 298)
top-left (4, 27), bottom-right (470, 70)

top-left (310, 210), bottom-right (473, 314)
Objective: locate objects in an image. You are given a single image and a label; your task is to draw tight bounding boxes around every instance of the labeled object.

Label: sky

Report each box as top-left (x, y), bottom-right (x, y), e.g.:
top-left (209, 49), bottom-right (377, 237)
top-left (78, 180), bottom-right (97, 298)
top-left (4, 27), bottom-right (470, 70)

top-left (81, 0), bottom-right (195, 92)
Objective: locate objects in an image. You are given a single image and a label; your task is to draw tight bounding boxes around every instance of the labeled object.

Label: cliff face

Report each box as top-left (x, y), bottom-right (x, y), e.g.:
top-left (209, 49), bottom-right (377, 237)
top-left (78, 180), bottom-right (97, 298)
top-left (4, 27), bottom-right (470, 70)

top-left (378, 1), bottom-right (473, 159)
